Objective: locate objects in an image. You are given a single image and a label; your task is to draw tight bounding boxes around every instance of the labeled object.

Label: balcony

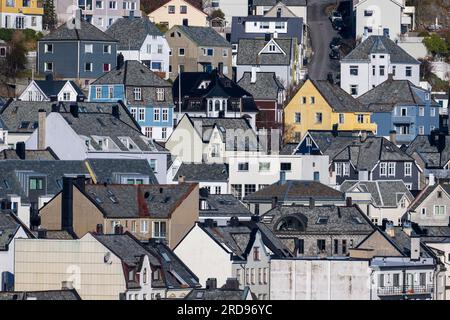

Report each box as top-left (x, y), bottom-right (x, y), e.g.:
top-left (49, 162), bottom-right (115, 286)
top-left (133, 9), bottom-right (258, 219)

top-left (377, 285), bottom-right (433, 296)
top-left (392, 115), bottom-right (415, 124)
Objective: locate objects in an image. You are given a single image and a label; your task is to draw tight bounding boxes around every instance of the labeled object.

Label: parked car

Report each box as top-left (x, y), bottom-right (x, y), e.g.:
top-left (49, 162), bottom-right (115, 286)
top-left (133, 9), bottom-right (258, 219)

top-left (329, 48), bottom-right (340, 60)
top-left (329, 10), bottom-right (342, 23)
top-left (332, 19), bottom-right (345, 31)
top-left (329, 37), bottom-right (342, 50)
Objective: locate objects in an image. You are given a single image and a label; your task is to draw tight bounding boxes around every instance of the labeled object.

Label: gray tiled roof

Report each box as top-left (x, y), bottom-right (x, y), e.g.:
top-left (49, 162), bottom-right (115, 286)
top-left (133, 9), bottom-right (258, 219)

top-left (185, 288), bottom-right (249, 300)
top-left (106, 17), bottom-right (162, 51)
top-left (237, 38), bottom-right (293, 66)
top-left (0, 211), bottom-right (32, 250)
top-left (408, 183), bottom-right (438, 211)
top-left (173, 163), bottom-right (228, 182)
top-left (406, 135), bottom-right (450, 168)
top-left (237, 72), bottom-right (284, 100)
top-left (0, 149), bottom-right (58, 160)
top-left (33, 80), bottom-right (85, 99)
top-left (340, 180), bottom-right (414, 207)
top-left (86, 159), bottom-right (158, 184)
top-left (171, 25), bottom-right (231, 47)
top-left (200, 193), bottom-right (252, 218)
top-left (311, 80), bottom-right (367, 112)
top-left (0, 289), bottom-right (81, 300)
top-left (252, 0), bottom-right (307, 5)
top-left (342, 36), bottom-right (419, 64)
top-left (83, 183), bottom-right (197, 219)
top-left (41, 19), bottom-right (117, 42)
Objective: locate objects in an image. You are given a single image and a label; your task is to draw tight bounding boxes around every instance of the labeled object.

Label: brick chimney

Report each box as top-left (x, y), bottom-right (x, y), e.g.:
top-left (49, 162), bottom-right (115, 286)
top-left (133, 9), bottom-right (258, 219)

top-left (38, 109), bottom-right (46, 150)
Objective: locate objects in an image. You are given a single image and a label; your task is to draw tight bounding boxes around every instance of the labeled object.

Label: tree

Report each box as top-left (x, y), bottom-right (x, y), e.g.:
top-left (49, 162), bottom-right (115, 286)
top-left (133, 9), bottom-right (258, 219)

top-left (43, 0), bottom-right (57, 30)
top-left (210, 9), bottom-right (225, 20)
top-left (418, 58), bottom-right (433, 80)
top-left (423, 33), bottom-right (448, 57)
top-left (0, 31), bottom-right (27, 78)
top-left (155, 23), bottom-right (169, 34)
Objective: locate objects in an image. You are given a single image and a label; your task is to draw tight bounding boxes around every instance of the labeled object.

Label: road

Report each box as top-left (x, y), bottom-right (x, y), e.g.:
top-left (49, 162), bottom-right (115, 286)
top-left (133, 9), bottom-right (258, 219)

top-left (307, 0), bottom-right (340, 80)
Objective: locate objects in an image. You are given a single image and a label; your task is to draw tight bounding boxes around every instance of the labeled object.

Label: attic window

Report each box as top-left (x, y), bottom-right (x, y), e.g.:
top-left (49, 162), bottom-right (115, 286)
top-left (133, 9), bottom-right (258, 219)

top-left (19, 121), bottom-right (30, 129)
top-left (268, 44), bottom-right (276, 52)
top-left (316, 217), bottom-right (328, 225)
top-left (352, 216), bottom-right (364, 224)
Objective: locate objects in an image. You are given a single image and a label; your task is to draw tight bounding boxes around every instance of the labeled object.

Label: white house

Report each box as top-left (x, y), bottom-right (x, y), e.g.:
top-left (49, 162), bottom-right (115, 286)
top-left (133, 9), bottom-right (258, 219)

top-left (354, 0), bottom-right (416, 41)
top-left (253, 0), bottom-right (307, 22)
top-left (340, 35), bottom-right (420, 97)
top-left (19, 77), bottom-right (85, 102)
top-left (203, 0), bottom-right (250, 26)
top-left (0, 119), bottom-right (8, 150)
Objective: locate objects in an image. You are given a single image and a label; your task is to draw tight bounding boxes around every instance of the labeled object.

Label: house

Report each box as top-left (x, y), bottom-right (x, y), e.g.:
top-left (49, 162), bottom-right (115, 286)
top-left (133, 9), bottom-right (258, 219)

top-left (243, 180), bottom-right (346, 215)
top-left (228, 154), bottom-right (330, 199)
top-left (148, 0), bottom-right (208, 29)
top-left (0, 117), bottom-right (8, 150)
top-left (55, 0), bottom-right (142, 30)
top-left (199, 190), bottom-right (253, 225)
top-left (165, 25), bottom-right (232, 80)
top-left (354, 0), bottom-right (416, 41)
top-left (89, 60), bottom-right (174, 142)
top-left (236, 37), bottom-right (300, 88)
top-left (39, 177), bottom-right (199, 247)
top-left (358, 76), bottom-right (442, 144)
top-left (105, 17), bottom-right (170, 77)
top-left (406, 181), bottom-right (450, 227)
top-left (174, 218), bottom-right (292, 300)
top-left (0, 147), bottom-right (58, 160)
top-left (170, 162), bottom-right (229, 194)
top-left (237, 71), bottom-right (285, 130)
top-left (185, 278), bottom-right (253, 300)
top-left (340, 180), bottom-right (414, 226)
top-left (284, 79), bottom-right (377, 142)
top-left (202, 0), bottom-right (249, 25)
top-left (340, 36), bottom-right (420, 97)
top-left (261, 204), bottom-right (376, 257)
top-left (0, 289), bottom-right (82, 300)
top-left (251, 0), bottom-right (307, 21)
top-left (37, 17), bottom-right (118, 87)
top-left (172, 70), bottom-right (259, 127)
top-left (0, 0), bottom-right (43, 31)
top-left (25, 105), bottom-right (170, 183)
top-left (294, 132), bottom-right (421, 189)
top-left (0, 211), bottom-right (34, 291)
top-left (14, 232), bottom-right (200, 300)
top-left (165, 114), bottom-right (263, 164)
top-left (19, 75), bottom-right (86, 102)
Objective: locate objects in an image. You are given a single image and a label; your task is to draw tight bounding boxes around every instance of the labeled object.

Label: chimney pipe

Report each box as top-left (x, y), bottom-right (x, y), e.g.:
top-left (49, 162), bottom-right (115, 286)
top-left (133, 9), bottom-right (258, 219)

top-left (251, 66), bottom-right (257, 84)
top-left (38, 109), bottom-right (46, 150)
top-left (96, 224), bottom-right (104, 234)
top-left (346, 197), bottom-right (352, 207)
top-left (61, 177), bottom-right (74, 233)
top-left (309, 197), bottom-right (315, 209)
top-left (75, 175), bottom-right (85, 193)
top-left (205, 278), bottom-right (217, 290)
top-left (16, 142), bottom-right (26, 160)
top-left (112, 105), bottom-right (120, 118)
top-left (178, 175), bottom-right (185, 183)
top-left (271, 196), bottom-right (278, 209)
top-left (410, 235), bottom-right (421, 260)
top-left (70, 104), bottom-right (79, 118)
top-left (389, 130), bottom-right (397, 145)
top-left (279, 171), bottom-right (286, 185)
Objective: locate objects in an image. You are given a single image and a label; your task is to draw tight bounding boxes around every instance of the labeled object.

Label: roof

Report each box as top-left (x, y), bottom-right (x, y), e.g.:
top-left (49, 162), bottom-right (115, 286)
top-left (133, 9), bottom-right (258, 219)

top-left (171, 25), bottom-right (231, 47)
top-left (106, 17), bottom-right (162, 51)
top-left (252, 0), bottom-right (307, 6)
top-left (408, 181), bottom-right (450, 211)
top-left (311, 80), bottom-right (367, 112)
top-left (0, 289), bottom-right (81, 300)
top-left (358, 77), bottom-right (439, 112)
top-left (244, 180), bottom-right (345, 202)
top-left (262, 205), bottom-right (375, 235)
top-left (82, 183), bottom-right (197, 219)
top-left (173, 162), bottom-right (228, 182)
top-left (0, 148), bottom-right (58, 160)
top-left (237, 38), bottom-right (294, 66)
top-left (200, 193), bottom-right (252, 218)
top-left (185, 287), bottom-right (250, 300)
top-left (0, 211), bottom-right (33, 250)
top-left (32, 80), bottom-right (85, 99)
top-left (146, 0), bottom-right (203, 13)
top-left (406, 134), bottom-right (450, 169)
top-left (342, 36), bottom-right (419, 64)
top-left (40, 19), bottom-right (117, 42)
top-left (237, 72), bottom-right (284, 101)
top-left (340, 180), bottom-right (414, 207)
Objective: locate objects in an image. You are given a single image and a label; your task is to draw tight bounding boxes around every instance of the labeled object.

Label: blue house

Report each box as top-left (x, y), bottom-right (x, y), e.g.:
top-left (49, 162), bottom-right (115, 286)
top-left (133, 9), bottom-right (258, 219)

top-left (89, 60), bottom-right (174, 142)
top-left (358, 77), bottom-right (441, 144)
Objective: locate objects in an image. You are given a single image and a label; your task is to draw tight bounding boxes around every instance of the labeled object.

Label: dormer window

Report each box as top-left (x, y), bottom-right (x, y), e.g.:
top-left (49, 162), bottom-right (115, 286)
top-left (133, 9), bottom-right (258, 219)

top-left (29, 178), bottom-right (44, 190)
top-left (268, 44), bottom-right (276, 52)
top-left (118, 137), bottom-right (139, 151)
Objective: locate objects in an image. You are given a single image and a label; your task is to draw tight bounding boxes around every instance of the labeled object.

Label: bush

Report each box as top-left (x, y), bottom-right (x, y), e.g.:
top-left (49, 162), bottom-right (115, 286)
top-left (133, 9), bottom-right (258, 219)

top-left (0, 28), bottom-right (14, 42)
top-left (423, 33), bottom-right (448, 57)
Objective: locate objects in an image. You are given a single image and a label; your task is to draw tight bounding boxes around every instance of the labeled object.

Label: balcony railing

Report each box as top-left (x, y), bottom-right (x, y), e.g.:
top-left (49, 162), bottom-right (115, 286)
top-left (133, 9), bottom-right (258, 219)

top-left (377, 285), bottom-right (433, 296)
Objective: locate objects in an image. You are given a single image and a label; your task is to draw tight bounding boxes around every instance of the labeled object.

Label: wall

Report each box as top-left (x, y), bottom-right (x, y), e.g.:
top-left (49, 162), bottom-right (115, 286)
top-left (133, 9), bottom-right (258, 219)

top-left (410, 185), bottom-right (450, 226)
top-left (165, 116), bottom-right (204, 163)
top-left (0, 227), bottom-right (29, 276)
top-left (148, 0), bottom-right (208, 29)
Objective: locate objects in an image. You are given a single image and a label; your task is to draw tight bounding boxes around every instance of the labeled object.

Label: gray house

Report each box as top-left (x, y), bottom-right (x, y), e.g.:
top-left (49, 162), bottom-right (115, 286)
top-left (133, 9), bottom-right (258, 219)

top-left (37, 19), bottom-right (118, 86)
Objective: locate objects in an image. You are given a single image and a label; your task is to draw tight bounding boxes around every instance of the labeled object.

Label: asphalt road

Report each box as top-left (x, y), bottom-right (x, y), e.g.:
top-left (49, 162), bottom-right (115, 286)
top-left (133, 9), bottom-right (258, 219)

top-left (307, 0), bottom-right (341, 80)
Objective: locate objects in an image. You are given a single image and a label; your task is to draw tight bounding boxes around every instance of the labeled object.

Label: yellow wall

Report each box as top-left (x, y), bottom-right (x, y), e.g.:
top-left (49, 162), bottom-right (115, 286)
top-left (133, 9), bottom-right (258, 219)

top-left (284, 79), bottom-right (376, 141)
top-left (148, 0), bottom-right (208, 29)
top-left (1, 0), bottom-right (44, 15)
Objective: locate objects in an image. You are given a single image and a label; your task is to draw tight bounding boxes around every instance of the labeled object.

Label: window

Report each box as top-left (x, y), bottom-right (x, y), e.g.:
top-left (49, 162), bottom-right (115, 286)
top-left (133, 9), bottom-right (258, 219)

top-left (149, 159), bottom-right (157, 173)
top-left (144, 127), bottom-right (152, 138)
top-left (419, 107), bottom-right (424, 116)
top-left (85, 44), bottom-right (93, 53)
top-left (244, 184), bottom-right (256, 196)
top-left (342, 240), bottom-right (347, 254)
top-left (343, 163), bottom-right (350, 176)
top-left (146, 44), bottom-right (152, 54)
top-left (162, 108), bottom-right (168, 121)
top-left (29, 178), bottom-right (44, 190)
top-left (44, 62), bottom-right (53, 72)
top-left (131, 220), bottom-right (136, 232)
top-left (372, 65), bottom-right (376, 76)
top-left (156, 88), bottom-right (165, 101)
top-left (231, 184), bottom-right (242, 198)
top-left (333, 239), bottom-right (339, 254)
top-left (301, 96), bottom-right (307, 104)
top-left (400, 197), bottom-right (406, 208)
top-left (109, 1), bottom-right (117, 9)
top-left (306, 137), bottom-right (312, 147)
top-left (339, 113), bottom-right (345, 124)
top-left (259, 162), bottom-right (270, 172)
top-left (310, 97), bottom-right (315, 104)
top-left (62, 92), bottom-right (71, 101)
top-left (420, 273), bottom-right (426, 286)
top-left (317, 239), bottom-right (326, 253)
top-left (138, 108), bottom-right (145, 121)
top-left (157, 45), bottom-right (163, 54)
top-left (178, 48), bottom-right (185, 56)
top-left (421, 208), bottom-right (426, 216)
top-left (85, 62), bottom-right (93, 72)
top-left (335, 162), bottom-right (343, 176)
top-left (406, 66), bottom-right (412, 77)
top-left (357, 114), bottom-right (364, 124)
top-left (393, 273), bottom-right (400, 287)
top-left (140, 220), bottom-right (148, 233)
top-left (103, 45), bottom-right (111, 54)
top-left (250, 268), bottom-right (255, 285)
top-left (379, 162), bottom-right (387, 176)
top-left (238, 162), bottom-right (249, 171)
top-left (263, 268), bottom-right (268, 284)
top-left (108, 86), bottom-right (114, 99)
top-left (364, 10), bottom-right (373, 16)
top-left (133, 87), bottom-right (142, 101)
top-left (438, 191), bottom-right (443, 198)
top-left (392, 65), bottom-right (396, 76)
top-left (404, 163), bottom-right (412, 176)
top-left (379, 66), bottom-right (385, 76)
top-left (153, 221), bottom-right (167, 239)
top-left (400, 108), bottom-right (407, 116)
top-left (96, 1), bottom-right (103, 9)
top-left (388, 162), bottom-right (395, 176)
top-left (130, 107), bottom-right (137, 119)
top-left (296, 239), bottom-right (304, 255)
top-left (434, 205), bottom-right (445, 215)
top-left (203, 48), bottom-right (214, 56)
top-left (315, 112), bottom-right (323, 124)
top-left (222, 49), bottom-right (228, 57)
top-left (350, 85), bottom-right (358, 96)
top-left (418, 126), bottom-right (424, 135)
top-left (154, 109), bottom-right (160, 121)
top-left (379, 274), bottom-right (385, 287)
top-left (430, 108), bottom-right (436, 117)
top-left (214, 186), bottom-right (221, 194)
top-left (294, 112), bottom-right (301, 123)
top-left (253, 247), bottom-right (260, 261)
top-left (162, 128), bottom-right (167, 139)
top-left (350, 66), bottom-right (358, 75)
top-left (103, 63), bottom-right (111, 72)
top-left (180, 5), bottom-right (187, 13)
top-left (44, 44), bottom-right (53, 53)
top-left (280, 162), bottom-right (291, 171)
top-left (168, 5), bottom-right (175, 14)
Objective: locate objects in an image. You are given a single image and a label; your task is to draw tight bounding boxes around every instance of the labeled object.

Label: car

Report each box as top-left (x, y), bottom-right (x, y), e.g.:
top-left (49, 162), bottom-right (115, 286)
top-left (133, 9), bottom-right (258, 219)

top-left (332, 19), bottom-right (345, 31)
top-left (329, 49), bottom-right (340, 60)
top-left (329, 37), bottom-right (342, 50)
top-left (329, 11), bottom-right (342, 23)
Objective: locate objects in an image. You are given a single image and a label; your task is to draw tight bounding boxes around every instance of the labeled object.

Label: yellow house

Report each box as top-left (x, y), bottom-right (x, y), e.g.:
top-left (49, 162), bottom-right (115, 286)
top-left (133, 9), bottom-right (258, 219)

top-left (0, 0), bottom-right (44, 31)
top-left (284, 79), bottom-right (377, 142)
top-left (148, 0), bottom-right (208, 30)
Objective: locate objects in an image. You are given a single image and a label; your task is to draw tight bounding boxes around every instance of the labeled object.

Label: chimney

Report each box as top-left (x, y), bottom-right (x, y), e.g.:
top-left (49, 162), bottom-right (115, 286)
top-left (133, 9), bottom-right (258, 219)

top-left (251, 66), bottom-right (257, 84)
top-left (116, 53), bottom-right (124, 70)
top-left (70, 103), bottom-right (79, 118)
top-left (205, 278), bottom-right (217, 290)
top-left (223, 278), bottom-right (240, 290)
top-left (61, 281), bottom-right (74, 290)
top-left (16, 142), bottom-right (26, 160)
top-left (45, 73), bottom-right (53, 82)
top-left (251, 215), bottom-right (260, 222)
top-left (359, 130), bottom-right (368, 142)
top-left (178, 175), bottom-right (185, 183)
top-left (218, 63), bottom-right (224, 77)
top-left (112, 105), bottom-right (120, 118)
top-left (309, 197), bottom-right (315, 209)
top-left (75, 175), bottom-right (85, 193)
top-left (264, 33), bottom-right (271, 41)
top-left (37, 229), bottom-right (47, 239)
top-left (402, 220), bottom-right (412, 236)
top-left (38, 109), bottom-right (46, 150)
top-left (228, 216), bottom-right (239, 227)
top-left (279, 171), bottom-right (286, 185)
top-left (345, 197), bottom-right (352, 207)
top-left (428, 173), bottom-right (435, 186)
top-left (51, 103), bottom-right (60, 113)
top-left (385, 221), bottom-right (395, 237)
top-left (61, 177), bottom-right (74, 233)
top-left (410, 235), bottom-right (421, 260)
top-left (389, 130), bottom-right (397, 145)
top-left (271, 196), bottom-right (278, 209)
top-left (96, 224), bottom-right (104, 234)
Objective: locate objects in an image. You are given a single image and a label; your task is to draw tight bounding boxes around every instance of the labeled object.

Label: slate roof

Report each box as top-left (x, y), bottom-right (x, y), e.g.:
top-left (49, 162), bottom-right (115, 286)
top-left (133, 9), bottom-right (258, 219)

top-left (230, 16), bottom-right (303, 44)
top-left (0, 289), bottom-right (81, 300)
top-left (185, 287), bottom-right (250, 300)
top-left (307, 131), bottom-right (363, 159)
top-left (82, 183), bottom-right (197, 219)
top-left (0, 148), bottom-right (58, 160)
top-left (387, 227), bottom-right (436, 259)
top-left (252, 0), bottom-right (307, 5)
top-left (40, 19), bottom-right (117, 42)
top-left (200, 193), bottom-right (252, 218)
top-left (340, 180), bottom-right (414, 207)
top-left (106, 17), bottom-right (162, 51)
top-left (358, 78), bottom-right (439, 112)
top-left (172, 25), bottom-right (231, 47)
top-left (0, 101), bottom-right (139, 133)
top-left (279, 142), bottom-right (298, 155)
top-left (342, 36), bottom-right (419, 64)
top-left (173, 162), bottom-right (228, 182)
top-left (237, 72), bottom-right (284, 101)
top-left (262, 205), bottom-right (375, 235)
top-left (406, 134), bottom-right (450, 168)
top-left (32, 80), bottom-right (85, 99)
top-left (0, 211), bottom-right (33, 250)
top-left (311, 80), bottom-right (367, 112)
top-left (237, 38), bottom-right (293, 66)
top-left (244, 180), bottom-right (345, 202)
top-left (85, 159), bottom-right (158, 184)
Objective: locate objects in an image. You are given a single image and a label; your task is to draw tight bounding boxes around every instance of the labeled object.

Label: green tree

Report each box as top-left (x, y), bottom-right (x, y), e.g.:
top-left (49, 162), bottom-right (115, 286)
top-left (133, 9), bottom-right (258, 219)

top-left (0, 31), bottom-right (27, 78)
top-left (423, 33), bottom-right (448, 57)
top-left (155, 23), bottom-right (168, 34)
top-left (210, 9), bottom-right (225, 20)
top-left (43, 0), bottom-right (57, 30)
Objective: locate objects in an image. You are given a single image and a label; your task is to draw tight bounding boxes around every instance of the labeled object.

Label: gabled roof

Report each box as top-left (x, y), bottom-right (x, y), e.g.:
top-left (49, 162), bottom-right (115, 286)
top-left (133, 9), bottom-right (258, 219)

top-left (146, 0), bottom-right (204, 13)
top-left (354, 0), bottom-right (404, 9)
top-left (199, 193), bottom-right (252, 218)
top-left (342, 36), bottom-right (419, 64)
top-left (106, 17), bottom-right (162, 51)
top-left (310, 80), bottom-right (367, 112)
top-left (406, 134), bottom-right (450, 169)
top-left (173, 162), bottom-right (228, 182)
top-left (30, 80), bottom-right (85, 99)
top-left (253, 0), bottom-right (307, 6)
top-left (169, 25), bottom-right (231, 47)
top-left (0, 289), bottom-right (81, 300)
top-left (185, 287), bottom-right (250, 300)
top-left (40, 19), bottom-right (117, 42)
top-left (0, 148), bottom-right (58, 160)
top-left (237, 72), bottom-right (284, 101)
top-left (237, 38), bottom-right (293, 66)
top-left (0, 211), bottom-right (34, 250)
top-left (408, 181), bottom-right (450, 211)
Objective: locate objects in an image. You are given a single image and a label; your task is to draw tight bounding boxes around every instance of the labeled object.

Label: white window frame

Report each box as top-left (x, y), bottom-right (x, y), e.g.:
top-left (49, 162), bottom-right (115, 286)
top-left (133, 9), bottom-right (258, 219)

top-left (154, 109), bottom-right (160, 122)
top-left (404, 162), bottom-right (412, 177)
top-left (388, 162), bottom-right (395, 177)
top-left (156, 88), bottom-right (165, 101)
top-left (138, 108), bottom-right (145, 121)
top-left (379, 162), bottom-right (387, 176)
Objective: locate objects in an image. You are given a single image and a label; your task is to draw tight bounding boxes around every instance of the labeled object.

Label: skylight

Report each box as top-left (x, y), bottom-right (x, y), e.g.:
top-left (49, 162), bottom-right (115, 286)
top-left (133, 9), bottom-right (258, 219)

top-left (316, 217), bottom-right (329, 225)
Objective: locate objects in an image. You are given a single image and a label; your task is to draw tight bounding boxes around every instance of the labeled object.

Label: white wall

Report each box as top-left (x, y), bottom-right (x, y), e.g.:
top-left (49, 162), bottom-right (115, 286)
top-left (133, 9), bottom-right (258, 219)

top-left (0, 227), bottom-right (29, 277)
